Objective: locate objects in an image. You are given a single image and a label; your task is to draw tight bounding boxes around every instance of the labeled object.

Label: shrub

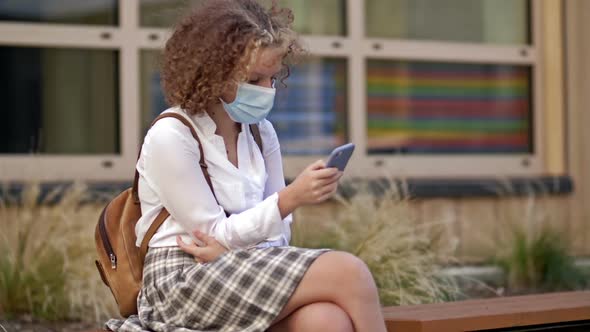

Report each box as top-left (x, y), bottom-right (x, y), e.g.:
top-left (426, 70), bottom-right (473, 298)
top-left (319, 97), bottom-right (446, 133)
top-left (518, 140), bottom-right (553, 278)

top-left (494, 192), bottom-right (588, 292)
top-left (496, 226), bottom-right (588, 292)
top-left (0, 183), bottom-right (117, 323)
top-left (291, 181), bottom-right (460, 306)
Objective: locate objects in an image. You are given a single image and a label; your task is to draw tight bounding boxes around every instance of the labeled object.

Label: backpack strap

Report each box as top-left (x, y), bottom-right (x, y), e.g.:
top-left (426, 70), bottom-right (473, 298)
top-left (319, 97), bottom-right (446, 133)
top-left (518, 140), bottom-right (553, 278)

top-left (133, 112), bottom-right (218, 204)
top-left (249, 124), bottom-right (263, 153)
top-left (135, 112), bottom-right (220, 259)
top-left (140, 208), bottom-right (170, 260)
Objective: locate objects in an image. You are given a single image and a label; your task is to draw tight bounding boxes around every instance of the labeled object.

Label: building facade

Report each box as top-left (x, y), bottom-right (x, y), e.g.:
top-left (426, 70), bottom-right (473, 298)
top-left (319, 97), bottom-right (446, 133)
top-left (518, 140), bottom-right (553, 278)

top-left (0, 0), bottom-right (588, 260)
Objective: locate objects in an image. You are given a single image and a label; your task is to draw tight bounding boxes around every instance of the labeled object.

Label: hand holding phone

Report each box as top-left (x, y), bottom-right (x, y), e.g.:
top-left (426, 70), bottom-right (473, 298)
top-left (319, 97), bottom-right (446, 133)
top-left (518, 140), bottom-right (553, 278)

top-left (325, 143), bottom-right (355, 171)
top-left (282, 146), bottom-right (353, 210)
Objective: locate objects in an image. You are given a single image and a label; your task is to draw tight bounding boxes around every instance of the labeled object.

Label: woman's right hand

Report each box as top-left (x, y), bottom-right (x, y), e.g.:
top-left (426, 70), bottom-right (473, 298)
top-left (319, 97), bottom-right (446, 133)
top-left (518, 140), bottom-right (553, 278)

top-left (287, 159), bottom-right (343, 206)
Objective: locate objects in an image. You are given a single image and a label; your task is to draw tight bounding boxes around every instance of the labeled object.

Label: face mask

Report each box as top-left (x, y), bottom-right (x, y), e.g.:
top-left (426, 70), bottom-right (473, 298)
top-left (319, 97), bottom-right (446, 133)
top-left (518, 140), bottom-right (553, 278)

top-left (220, 81), bottom-right (276, 124)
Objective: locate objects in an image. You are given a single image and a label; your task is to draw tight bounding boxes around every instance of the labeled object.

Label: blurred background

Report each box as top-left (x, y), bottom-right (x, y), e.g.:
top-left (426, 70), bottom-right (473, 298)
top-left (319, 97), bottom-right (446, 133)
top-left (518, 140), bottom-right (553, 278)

top-left (0, 0), bottom-right (589, 328)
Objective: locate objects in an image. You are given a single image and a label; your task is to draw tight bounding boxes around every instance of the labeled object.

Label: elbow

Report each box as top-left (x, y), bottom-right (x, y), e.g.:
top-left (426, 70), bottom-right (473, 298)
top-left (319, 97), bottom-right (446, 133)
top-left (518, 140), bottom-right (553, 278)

top-left (209, 221), bottom-right (246, 250)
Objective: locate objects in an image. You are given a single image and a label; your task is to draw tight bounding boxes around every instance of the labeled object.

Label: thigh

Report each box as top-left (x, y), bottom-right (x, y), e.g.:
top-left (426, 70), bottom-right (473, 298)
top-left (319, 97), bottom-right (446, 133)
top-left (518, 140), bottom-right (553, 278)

top-left (272, 251), bottom-right (371, 324)
top-left (269, 302), bottom-right (353, 332)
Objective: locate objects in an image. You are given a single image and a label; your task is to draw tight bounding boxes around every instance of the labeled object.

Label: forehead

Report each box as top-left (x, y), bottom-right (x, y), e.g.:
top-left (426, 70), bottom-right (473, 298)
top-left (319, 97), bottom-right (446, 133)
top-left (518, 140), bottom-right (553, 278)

top-left (250, 47), bottom-right (285, 76)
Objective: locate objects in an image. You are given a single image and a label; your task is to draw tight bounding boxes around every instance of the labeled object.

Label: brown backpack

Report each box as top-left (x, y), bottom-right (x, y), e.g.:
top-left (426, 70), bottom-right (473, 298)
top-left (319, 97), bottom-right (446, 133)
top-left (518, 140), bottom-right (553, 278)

top-left (94, 111), bottom-right (263, 317)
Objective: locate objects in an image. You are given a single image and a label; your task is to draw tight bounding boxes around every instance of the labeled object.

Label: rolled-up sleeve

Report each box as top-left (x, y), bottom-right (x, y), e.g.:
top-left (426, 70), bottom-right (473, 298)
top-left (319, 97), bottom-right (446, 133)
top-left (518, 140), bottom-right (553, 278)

top-left (141, 120), bottom-right (284, 250)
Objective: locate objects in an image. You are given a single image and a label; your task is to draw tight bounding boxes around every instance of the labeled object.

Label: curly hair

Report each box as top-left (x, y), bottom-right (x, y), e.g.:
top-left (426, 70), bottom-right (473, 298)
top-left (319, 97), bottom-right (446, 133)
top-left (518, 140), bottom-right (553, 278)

top-left (160, 0), bottom-right (303, 115)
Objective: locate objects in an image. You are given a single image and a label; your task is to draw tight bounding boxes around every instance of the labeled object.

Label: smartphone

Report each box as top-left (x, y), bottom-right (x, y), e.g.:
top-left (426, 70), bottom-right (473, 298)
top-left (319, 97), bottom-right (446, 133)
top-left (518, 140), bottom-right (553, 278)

top-left (326, 143), bottom-right (355, 171)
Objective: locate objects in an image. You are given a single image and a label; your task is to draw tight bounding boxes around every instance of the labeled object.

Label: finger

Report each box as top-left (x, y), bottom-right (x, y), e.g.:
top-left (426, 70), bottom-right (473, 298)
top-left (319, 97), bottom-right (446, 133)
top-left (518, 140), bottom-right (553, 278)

top-left (176, 235), bottom-right (199, 255)
top-left (313, 174), bottom-right (340, 188)
top-left (311, 175), bottom-right (340, 198)
top-left (192, 229), bottom-right (212, 246)
top-left (316, 171), bottom-right (343, 187)
top-left (317, 186), bottom-right (338, 202)
top-left (197, 230), bottom-right (223, 248)
top-left (311, 184), bottom-right (337, 202)
top-left (308, 159), bottom-right (326, 171)
top-left (318, 181), bottom-right (339, 197)
top-left (313, 178), bottom-right (335, 190)
top-left (312, 167), bottom-right (339, 179)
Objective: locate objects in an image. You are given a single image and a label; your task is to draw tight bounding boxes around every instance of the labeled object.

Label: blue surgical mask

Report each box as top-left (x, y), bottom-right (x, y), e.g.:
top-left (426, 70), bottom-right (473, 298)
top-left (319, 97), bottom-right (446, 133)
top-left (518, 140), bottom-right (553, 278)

top-left (220, 82), bottom-right (276, 124)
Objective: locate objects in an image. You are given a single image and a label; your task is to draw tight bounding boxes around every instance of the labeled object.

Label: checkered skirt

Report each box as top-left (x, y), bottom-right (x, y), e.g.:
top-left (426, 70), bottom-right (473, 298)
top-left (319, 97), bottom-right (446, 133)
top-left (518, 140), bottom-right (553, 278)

top-left (104, 245), bottom-right (330, 332)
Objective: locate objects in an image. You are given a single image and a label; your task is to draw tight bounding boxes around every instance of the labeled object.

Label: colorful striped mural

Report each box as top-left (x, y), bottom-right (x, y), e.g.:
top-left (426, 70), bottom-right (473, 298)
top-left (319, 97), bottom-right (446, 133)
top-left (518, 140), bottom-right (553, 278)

top-left (269, 58), bottom-right (347, 155)
top-left (367, 60), bottom-right (532, 154)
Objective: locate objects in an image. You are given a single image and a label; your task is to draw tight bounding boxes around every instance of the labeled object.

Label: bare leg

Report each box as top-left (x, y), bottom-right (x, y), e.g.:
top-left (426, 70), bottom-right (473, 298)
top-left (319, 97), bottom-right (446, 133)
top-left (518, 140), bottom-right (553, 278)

top-left (270, 251), bottom-right (387, 332)
top-left (269, 302), bottom-right (353, 332)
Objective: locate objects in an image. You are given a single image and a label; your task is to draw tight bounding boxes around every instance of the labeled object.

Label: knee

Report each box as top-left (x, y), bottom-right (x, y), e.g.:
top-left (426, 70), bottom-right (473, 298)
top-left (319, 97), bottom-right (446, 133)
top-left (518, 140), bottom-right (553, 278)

top-left (330, 252), bottom-right (377, 292)
top-left (302, 303), bottom-right (353, 332)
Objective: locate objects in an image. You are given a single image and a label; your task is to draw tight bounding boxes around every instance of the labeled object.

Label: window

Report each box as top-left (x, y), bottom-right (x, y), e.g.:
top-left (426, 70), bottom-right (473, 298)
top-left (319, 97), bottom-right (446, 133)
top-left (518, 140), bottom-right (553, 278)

top-left (0, 1), bottom-right (127, 181)
top-left (270, 57), bottom-right (348, 155)
top-left (139, 0), bottom-right (189, 28)
top-left (139, 0), bottom-right (346, 35)
top-left (0, 0), bottom-right (543, 181)
top-left (0, 46), bottom-right (119, 154)
top-left (274, 0), bottom-right (346, 36)
top-left (366, 60), bottom-right (532, 154)
top-left (354, 0), bottom-right (539, 177)
top-left (365, 0), bottom-right (529, 44)
top-left (0, 0), bottom-right (118, 25)
top-left (140, 50), bottom-right (165, 138)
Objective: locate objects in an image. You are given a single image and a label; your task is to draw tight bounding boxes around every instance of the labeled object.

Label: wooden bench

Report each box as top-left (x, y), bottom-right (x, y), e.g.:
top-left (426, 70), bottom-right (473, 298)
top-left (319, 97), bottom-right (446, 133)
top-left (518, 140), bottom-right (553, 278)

top-left (84, 291), bottom-right (590, 331)
top-left (383, 291), bottom-right (590, 332)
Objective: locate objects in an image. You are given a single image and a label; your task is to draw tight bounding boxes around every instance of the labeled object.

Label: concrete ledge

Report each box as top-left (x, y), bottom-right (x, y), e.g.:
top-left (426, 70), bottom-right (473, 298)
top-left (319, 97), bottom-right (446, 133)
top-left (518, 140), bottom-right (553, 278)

top-left (338, 175), bottom-right (574, 199)
top-left (0, 175), bottom-right (573, 204)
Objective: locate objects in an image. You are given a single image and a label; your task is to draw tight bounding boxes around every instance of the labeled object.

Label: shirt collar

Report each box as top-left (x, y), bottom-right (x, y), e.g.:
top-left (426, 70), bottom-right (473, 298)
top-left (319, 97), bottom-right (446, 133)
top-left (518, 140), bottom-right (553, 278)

top-left (190, 110), bottom-right (248, 140)
top-left (190, 111), bottom-right (217, 138)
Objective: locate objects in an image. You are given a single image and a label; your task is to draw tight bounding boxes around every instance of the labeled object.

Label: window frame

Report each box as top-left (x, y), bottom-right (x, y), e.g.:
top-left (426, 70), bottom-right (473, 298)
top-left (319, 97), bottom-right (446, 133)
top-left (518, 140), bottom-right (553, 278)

top-left (0, 0), bottom-right (544, 181)
top-left (0, 1), bottom-right (139, 181)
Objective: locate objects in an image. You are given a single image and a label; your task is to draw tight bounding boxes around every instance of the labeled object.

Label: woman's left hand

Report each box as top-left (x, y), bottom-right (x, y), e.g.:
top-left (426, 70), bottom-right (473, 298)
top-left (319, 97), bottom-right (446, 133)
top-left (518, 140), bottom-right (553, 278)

top-left (176, 230), bottom-right (228, 264)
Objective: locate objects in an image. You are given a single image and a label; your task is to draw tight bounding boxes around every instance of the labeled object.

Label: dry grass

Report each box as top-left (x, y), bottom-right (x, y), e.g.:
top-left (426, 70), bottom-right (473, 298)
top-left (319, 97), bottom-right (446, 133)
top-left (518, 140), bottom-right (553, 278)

top-left (0, 182), bottom-right (118, 323)
top-left (291, 181), bottom-right (460, 306)
top-left (0, 178), bottom-right (463, 323)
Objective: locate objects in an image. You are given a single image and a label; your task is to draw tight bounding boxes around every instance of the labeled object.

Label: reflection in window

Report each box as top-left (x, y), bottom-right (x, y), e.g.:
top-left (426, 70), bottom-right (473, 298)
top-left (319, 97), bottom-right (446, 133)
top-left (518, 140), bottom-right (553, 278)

top-left (269, 58), bottom-right (348, 155)
top-left (139, 0), bottom-right (191, 28)
top-left (366, 60), bottom-right (532, 154)
top-left (0, 0), bottom-right (118, 25)
top-left (0, 47), bottom-right (119, 154)
top-left (140, 50), bottom-right (167, 138)
top-left (270, 0), bottom-right (346, 36)
top-left (140, 0), bottom-right (346, 36)
top-left (365, 0), bottom-right (529, 44)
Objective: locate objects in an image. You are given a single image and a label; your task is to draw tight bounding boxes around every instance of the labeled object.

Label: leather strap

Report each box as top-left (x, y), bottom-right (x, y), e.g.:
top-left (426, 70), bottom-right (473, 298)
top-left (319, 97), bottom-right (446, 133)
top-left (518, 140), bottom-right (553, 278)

top-left (133, 112), bottom-right (218, 204)
top-left (139, 208), bottom-right (170, 260)
top-left (136, 112), bottom-right (219, 259)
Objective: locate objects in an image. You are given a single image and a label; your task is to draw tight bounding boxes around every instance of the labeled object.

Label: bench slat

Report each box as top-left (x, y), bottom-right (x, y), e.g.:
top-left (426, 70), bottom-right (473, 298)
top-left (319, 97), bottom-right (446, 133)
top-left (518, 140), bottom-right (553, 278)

top-left (383, 291), bottom-right (590, 332)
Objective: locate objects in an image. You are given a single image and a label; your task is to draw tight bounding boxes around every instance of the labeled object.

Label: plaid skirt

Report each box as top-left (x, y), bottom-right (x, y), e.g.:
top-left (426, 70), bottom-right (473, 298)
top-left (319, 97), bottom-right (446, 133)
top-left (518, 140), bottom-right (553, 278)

top-left (104, 245), bottom-right (330, 332)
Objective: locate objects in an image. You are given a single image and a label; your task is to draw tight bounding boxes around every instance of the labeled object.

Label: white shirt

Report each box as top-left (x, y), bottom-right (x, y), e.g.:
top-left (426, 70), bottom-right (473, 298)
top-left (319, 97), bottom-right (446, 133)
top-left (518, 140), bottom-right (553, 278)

top-left (134, 107), bottom-right (292, 250)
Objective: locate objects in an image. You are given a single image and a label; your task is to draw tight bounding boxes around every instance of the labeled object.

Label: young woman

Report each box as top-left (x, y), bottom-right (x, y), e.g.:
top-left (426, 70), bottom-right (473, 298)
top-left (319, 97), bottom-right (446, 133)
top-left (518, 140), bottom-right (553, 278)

top-left (105, 1), bottom-right (387, 331)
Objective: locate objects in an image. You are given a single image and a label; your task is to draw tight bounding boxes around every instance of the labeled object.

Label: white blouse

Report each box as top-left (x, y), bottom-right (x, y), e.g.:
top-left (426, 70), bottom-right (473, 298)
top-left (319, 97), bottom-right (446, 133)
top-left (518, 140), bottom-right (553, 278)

top-left (134, 107), bottom-right (292, 250)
